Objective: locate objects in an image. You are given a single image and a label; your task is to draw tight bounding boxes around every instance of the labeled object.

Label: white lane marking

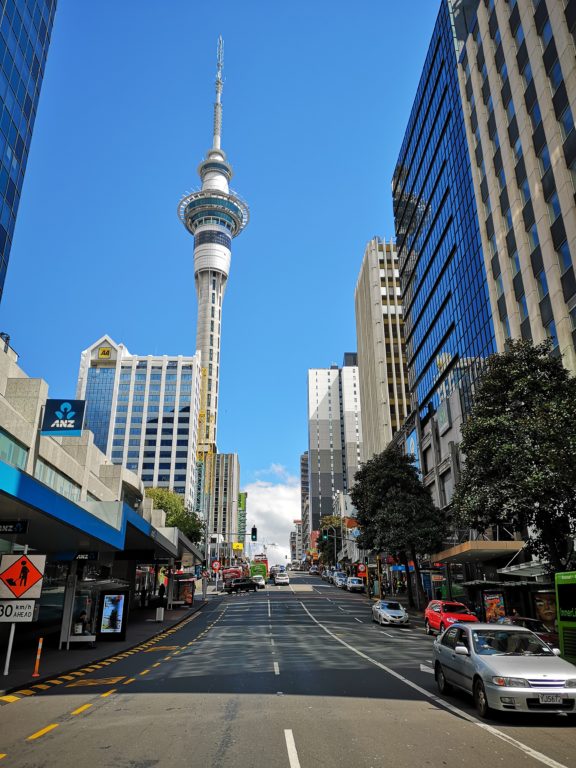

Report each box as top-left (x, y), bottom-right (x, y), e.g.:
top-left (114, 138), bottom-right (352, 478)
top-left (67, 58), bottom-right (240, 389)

top-left (420, 664), bottom-right (434, 674)
top-left (382, 631), bottom-right (394, 637)
top-left (299, 601), bottom-right (569, 768)
top-left (354, 618), bottom-right (363, 623)
top-left (268, 600), bottom-right (271, 618)
top-left (270, 638), bottom-right (275, 646)
top-left (273, 661), bottom-right (280, 675)
top-left (284, 729), bottom-right (302, 768)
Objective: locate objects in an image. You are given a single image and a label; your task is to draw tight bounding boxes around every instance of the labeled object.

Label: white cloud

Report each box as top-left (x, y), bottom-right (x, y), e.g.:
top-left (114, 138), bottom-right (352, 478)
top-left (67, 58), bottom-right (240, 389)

top-left (243, 470), bottom-right (300, 565)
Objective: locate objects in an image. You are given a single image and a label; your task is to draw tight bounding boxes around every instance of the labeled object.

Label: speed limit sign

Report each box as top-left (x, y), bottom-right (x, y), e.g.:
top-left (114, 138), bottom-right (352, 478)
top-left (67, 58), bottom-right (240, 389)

top-left (211, 560), bottom-right (221, 572)
top-left (357, 564), bottom-right (366, 573)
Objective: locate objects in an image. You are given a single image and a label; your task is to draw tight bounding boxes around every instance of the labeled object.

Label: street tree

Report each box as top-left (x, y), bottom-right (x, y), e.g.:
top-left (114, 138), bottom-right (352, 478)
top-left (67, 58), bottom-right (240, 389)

top-left (145, 487), bottom-right (203, 544)
top-left (452, 339), bottom-right (576, 574)
top-left (317, 515), bottom-right (343, 565)
top-left (350, 444), bottom-right (446, 608)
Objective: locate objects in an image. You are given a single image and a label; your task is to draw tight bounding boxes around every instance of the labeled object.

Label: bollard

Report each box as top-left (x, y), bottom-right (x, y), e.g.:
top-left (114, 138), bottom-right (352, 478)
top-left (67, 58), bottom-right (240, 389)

top-left (31, 637), bottom-right (44, 678)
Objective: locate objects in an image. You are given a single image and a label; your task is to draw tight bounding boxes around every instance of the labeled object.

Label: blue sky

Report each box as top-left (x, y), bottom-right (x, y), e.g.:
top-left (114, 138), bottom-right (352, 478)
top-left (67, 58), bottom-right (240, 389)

top-left (0, 0), bottom-right (440, 556)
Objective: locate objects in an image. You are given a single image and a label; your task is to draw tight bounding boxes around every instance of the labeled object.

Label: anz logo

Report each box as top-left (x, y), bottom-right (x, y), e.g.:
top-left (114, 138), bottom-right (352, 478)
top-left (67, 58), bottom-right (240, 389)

top-left (50, 402), bottom-right (77, 429)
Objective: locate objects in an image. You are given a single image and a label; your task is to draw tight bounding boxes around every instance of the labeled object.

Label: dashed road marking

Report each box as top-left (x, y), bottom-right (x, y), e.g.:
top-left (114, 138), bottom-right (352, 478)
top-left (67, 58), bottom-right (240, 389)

top-left (284, 729), bottom-right (302, 768)
top-left (273, 661), bottom-right (280, 675)
top-left (27, 724), bottom-right (59, 741)
top-left (100, 689), bottom-right (116, 698)
top-left (71, 703), bottom-right (93, 716)
top-left (123, 678), bottom-right (136, 685)
top-left (66, 676), bottom-right (125, 687)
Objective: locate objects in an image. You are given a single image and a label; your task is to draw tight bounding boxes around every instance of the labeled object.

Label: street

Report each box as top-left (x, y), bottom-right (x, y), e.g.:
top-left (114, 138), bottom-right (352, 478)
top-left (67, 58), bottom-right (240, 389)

top-left (0, 572), bottom-right (573, 767)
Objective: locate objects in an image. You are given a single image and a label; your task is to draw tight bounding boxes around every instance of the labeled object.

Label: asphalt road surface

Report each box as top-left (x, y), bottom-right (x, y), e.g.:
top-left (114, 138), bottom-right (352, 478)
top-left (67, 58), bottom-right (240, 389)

top-left (0, 572), bottom-right (573, 767)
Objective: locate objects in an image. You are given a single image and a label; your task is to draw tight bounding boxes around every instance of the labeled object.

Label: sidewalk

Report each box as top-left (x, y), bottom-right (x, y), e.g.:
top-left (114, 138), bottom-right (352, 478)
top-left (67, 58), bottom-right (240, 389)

top-left (0, 596), bottom-right (217, 696)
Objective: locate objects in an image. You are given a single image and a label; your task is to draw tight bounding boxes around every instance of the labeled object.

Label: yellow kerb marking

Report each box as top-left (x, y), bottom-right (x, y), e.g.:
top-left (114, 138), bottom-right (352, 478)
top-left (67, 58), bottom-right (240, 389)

top-left (152, 663), bottom-right (161, 668)
top-left (139, 669), bottom-right (150, 676)
top-left (66, 676), bottom-right (125, 688)
top-left (27, 724), bottom-right (59, 740)
top-left (0, 695), bottom-right (19, 703)
top-left (71, 703), bottom-right (92, 716)
top-left (32, 684), bottom-right (50, 690)
top-left (16, 689), bottom-right (35, 696)
top-left (46, 679), bottom-right (64, 685)
top-left (123, 678), bottom-right (136, 685)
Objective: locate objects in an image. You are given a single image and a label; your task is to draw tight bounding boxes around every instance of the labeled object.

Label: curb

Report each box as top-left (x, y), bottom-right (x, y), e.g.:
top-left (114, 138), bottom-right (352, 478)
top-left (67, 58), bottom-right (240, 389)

top-left (0, 598), bottom-right (214, 703)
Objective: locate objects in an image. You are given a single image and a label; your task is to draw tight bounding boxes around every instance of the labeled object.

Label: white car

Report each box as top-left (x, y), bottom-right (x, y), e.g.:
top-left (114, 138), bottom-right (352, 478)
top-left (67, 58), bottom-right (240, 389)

top-left (274, 572), bottom-right (290, 586)
top-left (334, 573), bottom-right (348, 588)
top-left (252, 575), bottom-right (266, 589)
top-left (372, 600), bottom-right (410, 626)
top-left (346, 577), bottom-right (364, 592)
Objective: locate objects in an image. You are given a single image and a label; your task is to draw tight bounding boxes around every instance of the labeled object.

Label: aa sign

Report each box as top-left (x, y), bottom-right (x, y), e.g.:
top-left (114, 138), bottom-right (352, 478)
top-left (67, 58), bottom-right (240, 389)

top-left (0, 554), bottom-right (46, 599)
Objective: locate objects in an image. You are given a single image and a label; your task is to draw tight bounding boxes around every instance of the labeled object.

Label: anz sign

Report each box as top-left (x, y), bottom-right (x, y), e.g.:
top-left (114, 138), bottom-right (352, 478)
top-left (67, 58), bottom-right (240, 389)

top-left (41, 400), bottom-right (86, 437)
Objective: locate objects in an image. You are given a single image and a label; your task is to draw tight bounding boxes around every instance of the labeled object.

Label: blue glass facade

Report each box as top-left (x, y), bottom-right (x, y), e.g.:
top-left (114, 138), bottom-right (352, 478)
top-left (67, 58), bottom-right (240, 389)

top-left (393, 0), bottom-right (495, 419)
top-left (0, 0), bottom-right (56, 298)
top-left (84, 367), bottom-right (115, 452)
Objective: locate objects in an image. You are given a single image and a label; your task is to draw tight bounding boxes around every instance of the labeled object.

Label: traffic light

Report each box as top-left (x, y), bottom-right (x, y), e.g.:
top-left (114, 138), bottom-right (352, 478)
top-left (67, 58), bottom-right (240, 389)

top-left (251, 526), bottom-right (257, 541)
top-left (322, 530), bottom-right (328, 541)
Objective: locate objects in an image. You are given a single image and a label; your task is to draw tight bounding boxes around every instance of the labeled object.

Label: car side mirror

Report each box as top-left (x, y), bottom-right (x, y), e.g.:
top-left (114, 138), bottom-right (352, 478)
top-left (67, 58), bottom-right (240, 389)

top-left (454, 645), bottom-right (469, 656)
top-left (552, 648), bottom-right (561, 656)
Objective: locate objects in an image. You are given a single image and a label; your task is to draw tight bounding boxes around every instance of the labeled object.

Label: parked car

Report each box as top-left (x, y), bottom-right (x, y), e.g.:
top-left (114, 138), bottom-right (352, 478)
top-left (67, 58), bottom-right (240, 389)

top-left (372, 600), bottom-right (410, 626)
top-left (330, 571), bottom-right (344, 585)
top-left (252, 575), bottom-right (266, 590)
top-left (346, 577), bottom-right (364, 593)
top-left (433, 622), bottom-right (576, 717)
top-left (309, 565), bottom-right (319, 575)
top-left (425, 600), bottom-right (479, 635)
top-left (274, 572), bottom-right (290, 586)
top-left (496, 616), bottom-right (559, 648)
top-left (322, 569), bottom-right (332, 581)
top-left (334, 573), bottom-right (348, 588)
top-left (224, 578), bottom-right (258, 594)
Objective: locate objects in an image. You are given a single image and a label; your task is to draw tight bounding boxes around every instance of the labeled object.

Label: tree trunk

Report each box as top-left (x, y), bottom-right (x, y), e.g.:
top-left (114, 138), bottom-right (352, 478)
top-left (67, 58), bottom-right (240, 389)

top-left (400, 550), bottom-right (415, 608)
top-left (410, 544), bottom-right (427, 610)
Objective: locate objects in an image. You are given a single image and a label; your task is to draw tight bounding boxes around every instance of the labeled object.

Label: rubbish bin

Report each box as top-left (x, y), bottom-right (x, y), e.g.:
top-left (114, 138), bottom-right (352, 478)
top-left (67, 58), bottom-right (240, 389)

top-left (155, 606), bottom-right (164, 622)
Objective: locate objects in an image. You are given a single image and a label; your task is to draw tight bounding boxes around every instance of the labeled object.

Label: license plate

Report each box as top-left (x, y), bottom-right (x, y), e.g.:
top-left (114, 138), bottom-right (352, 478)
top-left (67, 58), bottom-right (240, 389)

top-left (538, 694), bottom-right (563, 704)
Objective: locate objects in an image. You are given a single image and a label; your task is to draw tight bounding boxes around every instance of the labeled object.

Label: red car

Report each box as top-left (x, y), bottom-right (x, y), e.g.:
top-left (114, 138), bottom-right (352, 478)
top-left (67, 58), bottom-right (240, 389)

top-left (424, 600), bottom-right (479, 635)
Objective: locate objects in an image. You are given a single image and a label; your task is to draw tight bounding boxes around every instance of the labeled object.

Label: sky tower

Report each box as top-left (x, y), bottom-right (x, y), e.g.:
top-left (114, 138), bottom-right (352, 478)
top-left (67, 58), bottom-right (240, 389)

top-left (178, 37), bottom-right (249, 463)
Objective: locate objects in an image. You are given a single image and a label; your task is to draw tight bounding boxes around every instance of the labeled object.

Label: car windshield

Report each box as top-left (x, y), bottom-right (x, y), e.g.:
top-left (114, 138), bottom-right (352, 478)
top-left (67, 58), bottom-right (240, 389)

top-left (381, 602), bottom-right (401, 610)
top-left (349, 578), bottom-right (361, 583)
top-left (472, 629), bottom-right (553, 656)
top-left (443, 603), bottom-right (469, 614)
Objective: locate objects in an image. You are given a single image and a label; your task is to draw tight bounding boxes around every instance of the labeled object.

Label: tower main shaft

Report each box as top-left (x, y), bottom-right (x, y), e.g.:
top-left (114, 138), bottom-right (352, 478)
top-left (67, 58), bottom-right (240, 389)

top-left (178, 37), bottom-right (249, 458)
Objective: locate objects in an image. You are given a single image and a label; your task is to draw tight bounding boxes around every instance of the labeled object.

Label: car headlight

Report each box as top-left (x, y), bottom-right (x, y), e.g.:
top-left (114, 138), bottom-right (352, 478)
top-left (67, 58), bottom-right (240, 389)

top-left (381, 614), bottom-right (391, 620)
top-left (445, 617), bottom-right (456, 623)
top-left (492, 676), bottom-right (530, 688)
top-left (565, 679), bottom-right (576, 688)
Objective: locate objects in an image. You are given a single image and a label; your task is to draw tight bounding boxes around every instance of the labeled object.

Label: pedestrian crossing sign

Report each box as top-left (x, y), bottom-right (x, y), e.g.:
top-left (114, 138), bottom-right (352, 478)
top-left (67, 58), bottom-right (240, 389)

top-left (0, 554), bottom-right (46, 599)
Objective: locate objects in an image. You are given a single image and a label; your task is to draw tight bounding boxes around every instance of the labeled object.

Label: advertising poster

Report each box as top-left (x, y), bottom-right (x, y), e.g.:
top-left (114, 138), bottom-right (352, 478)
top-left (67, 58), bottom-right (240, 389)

top-left (483, 591), bottom-right (506, 622)
top-left (100, 593), bottom-right (125, 634)
top-left (533, 591), bottom-right (558, 630)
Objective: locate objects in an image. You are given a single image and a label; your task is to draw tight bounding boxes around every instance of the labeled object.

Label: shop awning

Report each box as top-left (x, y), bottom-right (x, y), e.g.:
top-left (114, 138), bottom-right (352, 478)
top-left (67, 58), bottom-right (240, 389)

top-left (431, 540), bottom-right (524, 563)
top-left (497, 560), bottom-right (547, 578)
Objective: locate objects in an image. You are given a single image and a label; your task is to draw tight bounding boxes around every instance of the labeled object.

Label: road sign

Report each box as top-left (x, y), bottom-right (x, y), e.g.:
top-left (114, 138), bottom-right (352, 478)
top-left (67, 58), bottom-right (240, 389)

top-left (232, 542), bottom-right (243, 551)
top-left (0, 521), bottom-right (29, 535)
top-left (357, 564), bottom-right (367, 574)
top-left (211, 560), bottom-right (221, 572)
top-left (0, 600), bottom-right (35, 622)
top-left (0, 554), bottom-right (46, 599)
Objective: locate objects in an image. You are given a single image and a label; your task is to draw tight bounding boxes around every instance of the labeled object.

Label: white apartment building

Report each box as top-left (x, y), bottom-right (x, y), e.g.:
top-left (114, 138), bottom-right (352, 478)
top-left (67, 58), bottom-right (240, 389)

top-left (77, 336), bottom-right (201, 509)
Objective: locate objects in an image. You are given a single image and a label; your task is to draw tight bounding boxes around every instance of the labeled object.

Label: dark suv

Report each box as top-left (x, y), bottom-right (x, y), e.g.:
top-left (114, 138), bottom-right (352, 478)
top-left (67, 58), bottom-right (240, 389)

top-left (224, 578), bottom-right (258, 594)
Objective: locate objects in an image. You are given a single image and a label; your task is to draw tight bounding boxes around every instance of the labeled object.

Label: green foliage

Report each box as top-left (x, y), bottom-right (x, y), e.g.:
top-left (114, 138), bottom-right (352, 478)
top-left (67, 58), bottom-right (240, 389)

top-left (317, 515), bottom-right (343, 564)
top-left (145, 487), bottom-right (203, 544)
top-left (452, 340), bottom-right (576, 574)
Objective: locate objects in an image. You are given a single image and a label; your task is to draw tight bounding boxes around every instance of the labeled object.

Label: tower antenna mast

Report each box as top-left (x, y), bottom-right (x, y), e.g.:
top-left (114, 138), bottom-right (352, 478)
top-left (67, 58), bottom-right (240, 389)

top-left (213, 35), bottom-right (224, 150)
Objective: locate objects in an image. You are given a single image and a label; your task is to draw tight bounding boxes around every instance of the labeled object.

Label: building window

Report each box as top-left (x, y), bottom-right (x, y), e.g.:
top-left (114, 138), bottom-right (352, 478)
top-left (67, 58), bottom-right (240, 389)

top-left (0, 429), bottom-right (27, 470)
top-left (548, 59), bottom-right (563, 95)
top-left (537, 270), bottom-right (549, 300)
top-left (529, 101), bottom-right (542, 131)
top-left (510, 249), bottom-right (521, 275)
top-left (502, 315), bottom-right (511, 339)
top-left (545, 319), bottom-right (559, 348)
top-left (569, 306), bottom-right (576, 331)
top-left (528, 223), bottom-right (540, 251)
top-left (557, 240), bottom-right (572, 273)
top-left (537, 144), bottom-right (551, 175)
top-left (560, 106), bottom-right (575, 140)
top-left (518, 294), bottom-right (529, 321)
top-left (540, 19), bottom-right (553, 49)
top-left (496, 274), bottom-right (504, 298)
top-left (546, 190), bottom-right (561, 223)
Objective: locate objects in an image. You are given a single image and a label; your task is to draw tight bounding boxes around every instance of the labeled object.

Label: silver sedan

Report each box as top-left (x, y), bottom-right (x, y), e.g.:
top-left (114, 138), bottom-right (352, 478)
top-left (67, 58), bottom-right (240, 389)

top-left (433, 622), bottom-right (576, 717)
top-left (371, 600), bottom-right (410, 626)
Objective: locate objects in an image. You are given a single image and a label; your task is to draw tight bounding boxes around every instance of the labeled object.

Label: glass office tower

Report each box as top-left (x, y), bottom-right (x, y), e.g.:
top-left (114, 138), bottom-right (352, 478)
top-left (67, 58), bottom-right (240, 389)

top-left (0, 0), bottom-right (57, 299)
top-left (393, 0), bottom-right (496, 422)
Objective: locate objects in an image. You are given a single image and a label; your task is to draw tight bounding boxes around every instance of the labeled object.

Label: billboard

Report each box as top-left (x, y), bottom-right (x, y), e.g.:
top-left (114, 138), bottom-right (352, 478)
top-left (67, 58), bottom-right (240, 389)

top-left (41, 400), bottom-right (86, 437)
top-left (238, 492), bottom-right (247, 512)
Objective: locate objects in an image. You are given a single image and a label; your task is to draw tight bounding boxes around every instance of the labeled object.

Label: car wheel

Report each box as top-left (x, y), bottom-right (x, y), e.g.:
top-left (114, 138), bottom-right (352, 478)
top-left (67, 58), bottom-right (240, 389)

top-left (435, 664), bottom-right (452, 694)
top-left (473, 679), bottom-right (491, 719)
top-left (425, 620), bottom-right (432, 635)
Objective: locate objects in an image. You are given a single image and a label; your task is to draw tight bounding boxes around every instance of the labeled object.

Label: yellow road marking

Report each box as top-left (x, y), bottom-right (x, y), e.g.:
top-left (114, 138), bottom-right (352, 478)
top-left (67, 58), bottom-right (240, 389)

top-left (32, 684), bottom-right (50, 690)
top-left (66, 676), bottom-right (125, 688)
top-left (144, 645), bottom-right (179, 652)
top-left (59, 675), bottom-right (76, 680)
top-left (16, 689), bottom-right (35, 696)
top-left (152, 663), bottom-right (161, 668)
top-left (46, 679), bottom-right (64, 685)
top-left (27, 724), bottom-right (59, 740)
top-left (123, 678), bottom-right (135, 685)
top-left (0, 695), bottom-right (19, 703)
top-left (71, 703), bottom-right (92, 716)
top-left (0, 754), bottom-right (6, 759)
top-left (139, 669), bottom-right (150, 676)
top-left (163, 655), bottom-right (172, 660)
top-left (100, 689), bottom-right (116, 698)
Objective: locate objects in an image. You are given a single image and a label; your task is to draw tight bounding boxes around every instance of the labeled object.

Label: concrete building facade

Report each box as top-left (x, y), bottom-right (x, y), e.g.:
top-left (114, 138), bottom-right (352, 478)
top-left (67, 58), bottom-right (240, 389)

top-left (355, 237), bottom-right (411, 462)
top-left (307, 356), bottom-right (363, 531)
top-left (77, 336), bottom-right (201, 509)
top-left (300, 451), bottom-right (310, 549)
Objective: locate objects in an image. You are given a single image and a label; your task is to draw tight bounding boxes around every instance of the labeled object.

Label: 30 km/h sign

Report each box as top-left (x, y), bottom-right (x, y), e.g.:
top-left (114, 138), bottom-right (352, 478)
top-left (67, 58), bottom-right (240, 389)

top-left (0, 554), bottom-right (46, 599)
top-left (0, 600), bottom-right (35, 622)
top-left (211, 560), bottom-right (221, 572)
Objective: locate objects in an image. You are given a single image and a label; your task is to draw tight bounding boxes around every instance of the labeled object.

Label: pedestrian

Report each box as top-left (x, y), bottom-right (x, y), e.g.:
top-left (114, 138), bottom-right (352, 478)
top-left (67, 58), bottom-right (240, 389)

top-left (158, 583), bottom-right (166, 601)
top-left (75, 610), bottom-right (96, 647)
top-left (140, 587), bottom-right (148, 608)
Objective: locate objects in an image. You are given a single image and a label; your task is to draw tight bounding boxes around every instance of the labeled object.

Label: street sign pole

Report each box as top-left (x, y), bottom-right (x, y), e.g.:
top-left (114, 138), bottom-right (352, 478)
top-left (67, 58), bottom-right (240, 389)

top-left (3, 544), bottom-right (27, 676)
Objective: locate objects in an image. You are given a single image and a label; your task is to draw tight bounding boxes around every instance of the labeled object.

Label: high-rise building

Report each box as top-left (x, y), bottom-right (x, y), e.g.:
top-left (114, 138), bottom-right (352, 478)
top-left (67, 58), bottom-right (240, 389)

top-left (177, 37), bottom-right (248, 458)
top-left (210, 452), bottom-right (240, 553)
top-left (237, 491), bottom-right (247, 545)
top-left (392, 0), bottom-right (497, 508)
top-left (300, 451), bottom-right (310, 549)
top-left (289, 519), bottom-right (303, 562)
top-left (0, 0), bottom-right (57, 299)
top-left (457, 0), bottom-right (576, 372)
top-left (307, 356), bottom-right (363, 531)
top-left (77, 336), bottom-right (201, 509)
top-left (355, 237), bottom-right (410, 461)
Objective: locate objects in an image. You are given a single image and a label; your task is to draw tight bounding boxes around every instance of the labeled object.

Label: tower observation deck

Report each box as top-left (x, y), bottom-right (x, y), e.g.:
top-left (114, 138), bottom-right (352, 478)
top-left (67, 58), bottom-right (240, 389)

top-left (178, 37), bottom-right (249, 460)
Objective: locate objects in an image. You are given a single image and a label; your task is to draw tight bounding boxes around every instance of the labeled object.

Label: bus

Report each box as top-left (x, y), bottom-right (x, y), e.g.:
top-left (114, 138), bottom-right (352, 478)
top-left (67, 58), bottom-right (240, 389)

top-left (555, 571), bottom-right (576, 662)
